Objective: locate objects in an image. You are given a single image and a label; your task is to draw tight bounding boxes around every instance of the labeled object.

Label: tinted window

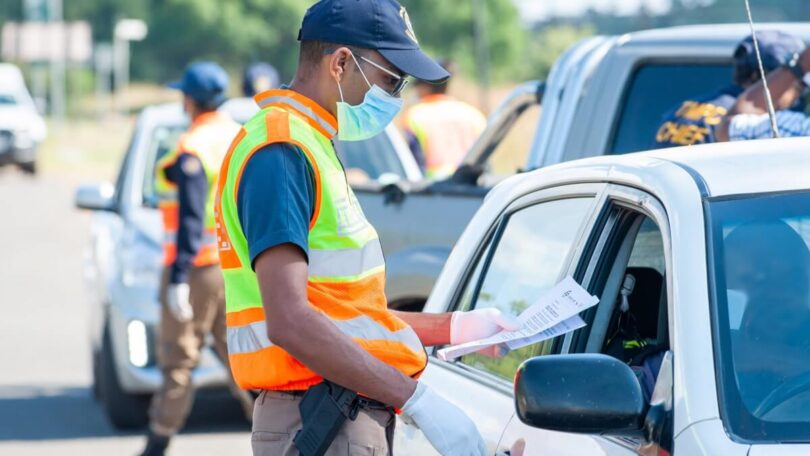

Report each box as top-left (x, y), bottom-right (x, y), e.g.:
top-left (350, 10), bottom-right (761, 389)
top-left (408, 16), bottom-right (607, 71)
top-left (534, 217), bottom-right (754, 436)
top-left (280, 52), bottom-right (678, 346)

top-left (611, 63), bottom-right (731, 155)
top-left (453, 197), bottom-right (594, 380)
top-left (709, 191), bottom-right (810, 441)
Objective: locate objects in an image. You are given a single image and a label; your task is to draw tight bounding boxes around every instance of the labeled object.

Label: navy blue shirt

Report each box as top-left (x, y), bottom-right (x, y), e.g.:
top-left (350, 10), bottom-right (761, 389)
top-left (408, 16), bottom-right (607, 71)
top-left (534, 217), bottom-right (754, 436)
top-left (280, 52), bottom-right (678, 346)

top-left (654, 85), bottom-right (743, 148)
top-left (237, 143), bottom-right (315, 269)
top-left (163, 153), bottom-right (208, 284)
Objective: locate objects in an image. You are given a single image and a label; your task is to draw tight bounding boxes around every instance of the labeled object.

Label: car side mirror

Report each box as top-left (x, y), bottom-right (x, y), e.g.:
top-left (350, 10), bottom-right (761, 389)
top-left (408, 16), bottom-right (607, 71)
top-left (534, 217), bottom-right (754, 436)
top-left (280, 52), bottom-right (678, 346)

top-left (75, 182), bottom-right (116, 211)
top-left (515, 354), bottom-right (647, 436)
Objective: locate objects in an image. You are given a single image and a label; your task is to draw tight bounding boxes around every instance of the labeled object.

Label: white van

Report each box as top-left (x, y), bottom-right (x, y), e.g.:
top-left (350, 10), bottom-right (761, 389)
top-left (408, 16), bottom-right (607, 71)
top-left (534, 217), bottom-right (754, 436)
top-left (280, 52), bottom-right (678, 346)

top-left (0, 63), bottom-right (47, 173)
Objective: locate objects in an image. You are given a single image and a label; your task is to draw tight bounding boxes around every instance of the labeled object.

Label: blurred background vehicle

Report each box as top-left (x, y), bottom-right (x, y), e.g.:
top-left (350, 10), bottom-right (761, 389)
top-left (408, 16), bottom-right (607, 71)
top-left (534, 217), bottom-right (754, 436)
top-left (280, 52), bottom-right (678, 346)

top-left (74, 98), bottom-right (420, 429)
top-left (0, 63), bottom-right (47, 174)
top-left (396, 136), bottom-right (810, 455)
top-left (361, 22), bottom-right (810, 313)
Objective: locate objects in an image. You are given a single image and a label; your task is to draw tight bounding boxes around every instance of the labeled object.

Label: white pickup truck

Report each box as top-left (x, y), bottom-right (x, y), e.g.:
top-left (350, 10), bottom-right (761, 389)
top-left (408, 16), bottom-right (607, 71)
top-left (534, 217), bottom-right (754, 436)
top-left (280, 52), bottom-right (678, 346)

top-left (396, 137), bottom-right (810, 455)
top-left (361, 23), bottom-right (810, 312)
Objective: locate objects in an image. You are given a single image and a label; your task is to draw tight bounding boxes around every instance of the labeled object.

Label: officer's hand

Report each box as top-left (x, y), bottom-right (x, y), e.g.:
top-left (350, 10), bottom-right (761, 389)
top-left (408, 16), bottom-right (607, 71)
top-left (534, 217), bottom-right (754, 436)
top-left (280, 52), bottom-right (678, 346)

top-left (451, 307), bottom-right (520, 345)
top-left (167, 283), bottom-right (193, 322)
top-left (402, 383), bottom-right (487, 456)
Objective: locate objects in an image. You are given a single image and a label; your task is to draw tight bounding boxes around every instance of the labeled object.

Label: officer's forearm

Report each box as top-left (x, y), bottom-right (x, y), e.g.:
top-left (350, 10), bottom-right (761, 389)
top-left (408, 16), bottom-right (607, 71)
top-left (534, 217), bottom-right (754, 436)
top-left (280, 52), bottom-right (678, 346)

top-left (255, 244), bottom-right (417, 408)
top-left (392, 310), bottom-right (451, 347)
top-left (730, 68), bottom-right (803, 116)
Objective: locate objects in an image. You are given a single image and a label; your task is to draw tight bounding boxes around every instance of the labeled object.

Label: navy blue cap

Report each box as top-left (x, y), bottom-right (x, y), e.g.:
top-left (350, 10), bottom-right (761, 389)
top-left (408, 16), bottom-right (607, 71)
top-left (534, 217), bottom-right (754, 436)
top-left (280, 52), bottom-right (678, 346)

top-left (298, 0), bottom-right (449, 83)
top-left (734, 30), bottom-right (806, 72)
top-left (168, 61), bottom-right (229, 107)
top-left (243, 62), bottom-right (280, 97)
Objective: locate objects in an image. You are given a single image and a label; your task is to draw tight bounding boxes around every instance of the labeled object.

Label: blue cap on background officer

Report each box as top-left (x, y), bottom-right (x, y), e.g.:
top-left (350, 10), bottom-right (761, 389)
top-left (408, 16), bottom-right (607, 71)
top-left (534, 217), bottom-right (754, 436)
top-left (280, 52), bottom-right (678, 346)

top-left (242, 62), bottom-right (280, 97)
top-left (732, 30), bottom-right (806, 87)
top-left (168, 61), bottom-right (229, 111)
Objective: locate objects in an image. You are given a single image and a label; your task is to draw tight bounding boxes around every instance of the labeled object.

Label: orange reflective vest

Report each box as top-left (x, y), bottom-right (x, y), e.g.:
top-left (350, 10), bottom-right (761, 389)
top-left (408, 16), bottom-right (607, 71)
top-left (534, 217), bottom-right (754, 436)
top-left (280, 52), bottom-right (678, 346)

top-left (155, 111), bottom-right (240, 268)
top-left (405, 94), bottom-right (487, 178)
top-left (216, 89), bottom-right (427, 391)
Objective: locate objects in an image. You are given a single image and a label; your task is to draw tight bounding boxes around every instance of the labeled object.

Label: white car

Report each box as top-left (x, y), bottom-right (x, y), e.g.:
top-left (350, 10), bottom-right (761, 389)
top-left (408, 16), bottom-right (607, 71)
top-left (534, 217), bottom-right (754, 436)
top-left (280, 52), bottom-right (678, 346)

top-left (0, 63), bottom-right (47, 174)
top-left (75, 98), bottom-right (420, 429)
top-left (396, 137), bottom-right (810, 455)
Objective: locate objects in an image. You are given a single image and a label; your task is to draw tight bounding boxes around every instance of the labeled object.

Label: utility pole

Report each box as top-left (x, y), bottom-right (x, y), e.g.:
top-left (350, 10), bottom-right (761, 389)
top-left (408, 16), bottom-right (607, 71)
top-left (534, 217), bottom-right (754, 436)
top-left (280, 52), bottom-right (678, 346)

top-left (472, 0), bottom-right (491, 113)
top-left (48, 0), bottom-right (66, 125)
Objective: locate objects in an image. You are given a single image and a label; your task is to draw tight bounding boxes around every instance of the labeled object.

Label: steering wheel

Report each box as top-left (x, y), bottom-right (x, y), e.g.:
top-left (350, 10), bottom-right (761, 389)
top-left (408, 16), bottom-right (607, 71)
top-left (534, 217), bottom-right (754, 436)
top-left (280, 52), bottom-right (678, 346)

top-left (754, 370), bottom-right (810, 417)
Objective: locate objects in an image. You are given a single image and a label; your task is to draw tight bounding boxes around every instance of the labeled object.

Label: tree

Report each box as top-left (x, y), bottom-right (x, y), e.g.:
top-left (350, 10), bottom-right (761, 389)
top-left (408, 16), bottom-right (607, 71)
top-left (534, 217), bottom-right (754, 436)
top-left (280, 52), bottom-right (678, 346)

top-left (399, 0), bottom-right (526, 83)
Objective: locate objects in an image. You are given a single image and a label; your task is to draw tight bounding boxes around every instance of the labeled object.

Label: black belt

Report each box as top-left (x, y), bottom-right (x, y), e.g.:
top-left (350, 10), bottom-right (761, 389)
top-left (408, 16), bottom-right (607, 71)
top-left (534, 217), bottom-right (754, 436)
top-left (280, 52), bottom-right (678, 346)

top-left (273, 389), bottom-right (391, 411)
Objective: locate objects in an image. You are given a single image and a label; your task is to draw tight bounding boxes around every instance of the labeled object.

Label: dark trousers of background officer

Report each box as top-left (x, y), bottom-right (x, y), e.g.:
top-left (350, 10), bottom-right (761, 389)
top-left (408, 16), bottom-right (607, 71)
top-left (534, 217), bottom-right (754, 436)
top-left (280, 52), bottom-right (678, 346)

top-left (149, 264), bottom-right (254, 436)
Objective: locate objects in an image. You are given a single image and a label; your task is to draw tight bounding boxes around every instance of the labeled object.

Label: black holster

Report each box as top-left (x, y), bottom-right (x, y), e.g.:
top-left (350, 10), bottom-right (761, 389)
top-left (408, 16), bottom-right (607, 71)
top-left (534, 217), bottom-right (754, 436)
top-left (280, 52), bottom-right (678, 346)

top-left (293, 381), bottom-right (359, 456)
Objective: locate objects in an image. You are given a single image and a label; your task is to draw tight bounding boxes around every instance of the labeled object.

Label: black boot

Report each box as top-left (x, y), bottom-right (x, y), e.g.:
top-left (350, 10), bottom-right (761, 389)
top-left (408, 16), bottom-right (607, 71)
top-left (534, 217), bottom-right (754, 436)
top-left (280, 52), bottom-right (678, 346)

top-left (138, 432), bottom-right (170, 456)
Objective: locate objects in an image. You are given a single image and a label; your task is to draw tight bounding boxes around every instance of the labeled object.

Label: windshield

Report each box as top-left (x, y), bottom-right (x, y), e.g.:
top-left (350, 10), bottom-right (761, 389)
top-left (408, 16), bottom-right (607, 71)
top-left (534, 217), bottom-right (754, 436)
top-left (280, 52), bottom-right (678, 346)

top-left (334, 133), bottom-right (406, 182)
top-left (709, 191), bottom-right (810, 442)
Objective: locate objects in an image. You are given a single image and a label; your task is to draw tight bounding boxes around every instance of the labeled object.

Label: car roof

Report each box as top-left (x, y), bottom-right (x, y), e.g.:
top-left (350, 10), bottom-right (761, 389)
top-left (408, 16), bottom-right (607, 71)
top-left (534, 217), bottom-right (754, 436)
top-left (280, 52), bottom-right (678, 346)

top-left (621, 22), bottom-right (810, 48)
top-left (139, 97), bottom-right (259, 125)
top-left (505, 137), bottom-right (810, 200)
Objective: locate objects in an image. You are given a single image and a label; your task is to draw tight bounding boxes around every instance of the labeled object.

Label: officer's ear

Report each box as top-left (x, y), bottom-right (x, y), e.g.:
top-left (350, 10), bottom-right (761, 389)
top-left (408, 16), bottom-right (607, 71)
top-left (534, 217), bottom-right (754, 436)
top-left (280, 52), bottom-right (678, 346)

top-left (328, 47), bottom-right (352, 83)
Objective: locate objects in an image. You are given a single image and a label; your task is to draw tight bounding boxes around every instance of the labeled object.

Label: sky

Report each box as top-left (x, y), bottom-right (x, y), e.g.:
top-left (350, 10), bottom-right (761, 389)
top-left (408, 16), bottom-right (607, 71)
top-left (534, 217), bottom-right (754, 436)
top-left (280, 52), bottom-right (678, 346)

top-left (513, 0), bottom-right (675, 21)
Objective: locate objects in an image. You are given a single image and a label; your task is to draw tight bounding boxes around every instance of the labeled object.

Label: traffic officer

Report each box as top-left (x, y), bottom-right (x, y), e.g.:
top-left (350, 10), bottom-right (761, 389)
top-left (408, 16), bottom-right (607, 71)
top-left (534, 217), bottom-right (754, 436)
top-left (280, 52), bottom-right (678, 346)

top-left (139, 62), bottom-right (254, 456)
top-left (654, 30), bottom-right (804, 148)
top-left (215, 1), bottom-right (519, 454)
top-left (402, 59), bottom-right (487, 179)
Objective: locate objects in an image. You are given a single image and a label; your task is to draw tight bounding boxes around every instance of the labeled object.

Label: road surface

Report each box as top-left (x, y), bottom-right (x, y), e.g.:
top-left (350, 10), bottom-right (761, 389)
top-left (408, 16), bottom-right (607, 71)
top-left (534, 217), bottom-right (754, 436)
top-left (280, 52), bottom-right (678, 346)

top-left (0, 169), bottom-right (251, 455)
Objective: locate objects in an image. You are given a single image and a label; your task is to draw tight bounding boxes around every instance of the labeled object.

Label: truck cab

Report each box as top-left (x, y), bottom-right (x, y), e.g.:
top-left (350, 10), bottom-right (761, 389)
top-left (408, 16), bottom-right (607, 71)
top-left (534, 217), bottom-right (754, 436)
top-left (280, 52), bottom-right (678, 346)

top-left (363, 23), bottom-right (810, 311)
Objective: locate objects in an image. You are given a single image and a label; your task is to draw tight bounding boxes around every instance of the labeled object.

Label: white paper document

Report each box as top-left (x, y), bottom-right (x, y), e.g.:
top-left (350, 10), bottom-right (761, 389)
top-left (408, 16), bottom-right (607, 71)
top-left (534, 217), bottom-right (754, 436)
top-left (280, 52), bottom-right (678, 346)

top-left (437, 276), bottom-right (599, 361)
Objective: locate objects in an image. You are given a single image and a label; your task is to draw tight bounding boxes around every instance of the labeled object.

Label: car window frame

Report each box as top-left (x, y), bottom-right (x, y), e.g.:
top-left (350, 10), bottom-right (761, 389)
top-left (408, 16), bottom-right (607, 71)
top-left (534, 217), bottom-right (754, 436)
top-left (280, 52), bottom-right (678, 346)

top-left (426, 183), bottom-right (608, 393)
top-left (570, 184), bottom-right (673, 354)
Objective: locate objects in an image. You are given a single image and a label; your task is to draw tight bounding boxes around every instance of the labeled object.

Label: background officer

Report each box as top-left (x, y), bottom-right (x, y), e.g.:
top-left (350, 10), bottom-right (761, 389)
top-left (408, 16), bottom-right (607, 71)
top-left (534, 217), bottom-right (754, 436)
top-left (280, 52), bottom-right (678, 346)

top-left (242, 61), bottom-right (280, 97)
top-left (402, 59), bottom-right (487, 179)
top-left (140, 62), bottom-right (254, 456)
top-left (654, 30), bottom-right (804, 148)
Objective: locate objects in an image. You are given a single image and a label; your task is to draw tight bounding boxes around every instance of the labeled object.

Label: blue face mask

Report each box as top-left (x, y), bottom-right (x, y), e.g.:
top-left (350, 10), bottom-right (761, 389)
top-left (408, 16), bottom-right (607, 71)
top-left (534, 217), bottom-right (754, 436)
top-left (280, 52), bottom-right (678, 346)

top-left (335, 53), bottom-right (403, 141)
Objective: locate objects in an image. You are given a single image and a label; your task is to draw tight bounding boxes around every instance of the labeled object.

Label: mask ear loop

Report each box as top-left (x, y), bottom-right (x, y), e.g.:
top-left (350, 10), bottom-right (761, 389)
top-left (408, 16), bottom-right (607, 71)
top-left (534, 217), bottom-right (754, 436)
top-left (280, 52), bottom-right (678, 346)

top-left (349, 51), bottom-right (373, 89)
top-left (336, 76), bottom-right (345, 102)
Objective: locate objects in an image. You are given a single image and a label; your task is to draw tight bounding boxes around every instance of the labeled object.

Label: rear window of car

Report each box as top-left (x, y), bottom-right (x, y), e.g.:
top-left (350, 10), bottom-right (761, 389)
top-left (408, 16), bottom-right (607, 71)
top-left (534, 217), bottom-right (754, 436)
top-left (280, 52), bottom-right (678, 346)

top-left (610, 63), bottom-right (732, 155)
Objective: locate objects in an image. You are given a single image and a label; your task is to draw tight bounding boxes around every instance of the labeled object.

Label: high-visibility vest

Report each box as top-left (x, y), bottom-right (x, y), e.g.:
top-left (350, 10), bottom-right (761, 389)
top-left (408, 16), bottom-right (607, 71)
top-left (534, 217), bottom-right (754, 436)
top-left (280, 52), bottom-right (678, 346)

top-left (155, 111), bottom-right (240, 268)
top-left (405, 94), bottom-right (487, 179)
top-left (215, 89), bottom-right (427, 391)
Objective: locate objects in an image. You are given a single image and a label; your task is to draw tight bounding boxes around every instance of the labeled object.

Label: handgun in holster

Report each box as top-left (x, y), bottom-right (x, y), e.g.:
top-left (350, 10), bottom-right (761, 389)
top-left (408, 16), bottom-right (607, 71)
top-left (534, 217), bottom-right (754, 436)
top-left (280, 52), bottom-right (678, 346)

top-left (293, 381), bottom-right (360, 456)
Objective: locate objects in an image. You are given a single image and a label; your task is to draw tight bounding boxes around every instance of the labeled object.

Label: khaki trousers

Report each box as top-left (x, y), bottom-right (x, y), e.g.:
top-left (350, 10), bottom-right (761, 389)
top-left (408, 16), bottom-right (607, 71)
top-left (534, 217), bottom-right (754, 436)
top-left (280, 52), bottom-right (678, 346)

top-left (149, 265), bottom-right (254, 436)
top-left (252, 390), bottom-right (395, 456)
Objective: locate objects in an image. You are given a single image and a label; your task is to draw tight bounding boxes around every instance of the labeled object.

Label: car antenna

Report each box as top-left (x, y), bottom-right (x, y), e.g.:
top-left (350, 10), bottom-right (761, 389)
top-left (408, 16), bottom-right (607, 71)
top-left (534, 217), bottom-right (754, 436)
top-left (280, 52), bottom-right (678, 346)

top-left (744, 0), bottom-right (780, 138)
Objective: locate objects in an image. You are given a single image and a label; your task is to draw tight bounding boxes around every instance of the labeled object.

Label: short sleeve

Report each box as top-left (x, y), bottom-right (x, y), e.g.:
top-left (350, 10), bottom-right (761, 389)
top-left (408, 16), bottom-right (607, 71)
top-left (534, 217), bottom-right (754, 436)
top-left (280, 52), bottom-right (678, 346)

top-left (236, 143), bottom-right (315, 269)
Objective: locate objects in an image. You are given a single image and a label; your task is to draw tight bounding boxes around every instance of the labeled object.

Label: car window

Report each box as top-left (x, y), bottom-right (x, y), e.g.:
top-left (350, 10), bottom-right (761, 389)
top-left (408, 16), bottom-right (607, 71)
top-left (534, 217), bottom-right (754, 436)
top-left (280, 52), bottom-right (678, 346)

top-left (0, 93), bottom-right (17, 105)
top-left (453, 197), bottom-right (594, 380)
top-left (485, 105), bottom-right (541, 179)
top-left (334, 133), bottom-right (406, 182)
top-left (142, 124), bottom-right (185, 207)
top-left (610, 63), bottom-right (731, 155)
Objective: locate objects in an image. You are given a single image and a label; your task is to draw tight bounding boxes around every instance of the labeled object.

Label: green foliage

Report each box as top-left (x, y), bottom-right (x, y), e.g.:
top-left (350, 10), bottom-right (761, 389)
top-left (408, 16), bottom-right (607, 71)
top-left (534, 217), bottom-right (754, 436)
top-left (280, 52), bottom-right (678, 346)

top-left (399, 0), bottom-right (526, 83)
top-left (134, 0), bottom-right (307, 84)
top-left (518, 24), bottom-right (595, 80)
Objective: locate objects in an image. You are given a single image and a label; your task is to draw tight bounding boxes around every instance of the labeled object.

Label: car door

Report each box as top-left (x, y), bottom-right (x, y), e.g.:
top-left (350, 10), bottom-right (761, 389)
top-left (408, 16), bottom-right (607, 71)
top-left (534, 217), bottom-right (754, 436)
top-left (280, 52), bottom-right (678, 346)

top-left (394, 184), bottom-right (606, 455)
top-left (499, 185), bottom-right (673, 455)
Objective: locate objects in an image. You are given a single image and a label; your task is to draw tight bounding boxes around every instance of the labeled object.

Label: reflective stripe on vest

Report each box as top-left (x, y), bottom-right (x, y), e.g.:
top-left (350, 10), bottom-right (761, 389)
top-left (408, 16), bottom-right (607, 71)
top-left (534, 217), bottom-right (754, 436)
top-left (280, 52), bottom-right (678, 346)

top-left (155, 111), bottom-right (240, 267)
top-left (216, 89), bottom-right (427, 391)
